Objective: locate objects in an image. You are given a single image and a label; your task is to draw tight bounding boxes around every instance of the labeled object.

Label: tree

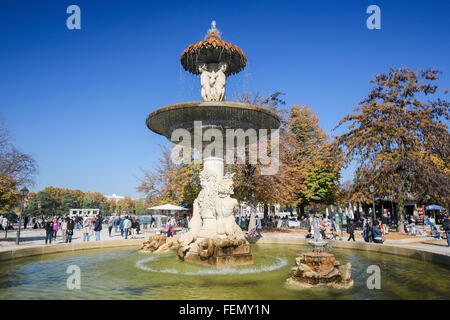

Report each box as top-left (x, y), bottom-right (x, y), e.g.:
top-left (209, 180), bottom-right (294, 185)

top-left (82, 193), bottom-right (95, 209)
top-left (137, 144), bottom-right (201, 207)
top-left (0, 116), bottom-right (37, 187)
top-left (230, 92), bottom-right (289, 219)
top-left (62, 193), bottom-right (78, 213)
top-left (0, 174), bottom-right (19, 214)
top-left (116, 196), bottom-right (136, 213)
top-left (35, 190), bottom-right (56, 215)
top-left (334, 67), bottom-right (450, 224)
top-left (135, 198), bottom-right (145, 215)
top-left (281, 105), bottom-right (341, 216)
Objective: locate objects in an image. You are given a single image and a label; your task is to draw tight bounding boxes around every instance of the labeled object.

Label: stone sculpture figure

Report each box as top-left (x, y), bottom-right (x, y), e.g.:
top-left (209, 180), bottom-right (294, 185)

top-left (199, 62), bottom-right (228, 102)
top-left (177, 168), bottom-right (248, 260)
top-left (216, 62), bottom-right (227, 101)
top-left (199, 63), bottom-right (210, 101)
top-left (177, 169), bottom-right (218, 258)
top-left (215, 172), bottom-right (246, 244)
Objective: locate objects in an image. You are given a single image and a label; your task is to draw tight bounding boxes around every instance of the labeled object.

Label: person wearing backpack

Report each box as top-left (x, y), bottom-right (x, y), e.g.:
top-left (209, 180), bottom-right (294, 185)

top-left (94, 215), bottom-right (103, 241)
top-left (66, 218), bottom-right (75, 243)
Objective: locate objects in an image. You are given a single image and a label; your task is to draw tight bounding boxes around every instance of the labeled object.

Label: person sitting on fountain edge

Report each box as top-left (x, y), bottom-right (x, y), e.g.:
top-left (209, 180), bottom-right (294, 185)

top-left (372, 220), bottom-right (383, 244)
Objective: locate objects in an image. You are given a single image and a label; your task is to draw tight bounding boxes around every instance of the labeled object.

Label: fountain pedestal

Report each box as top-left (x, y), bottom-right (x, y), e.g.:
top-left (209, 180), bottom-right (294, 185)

top-left (287, 240), bottom-right (353, 289)
top-left (183, 242), bottom-right (254, 267)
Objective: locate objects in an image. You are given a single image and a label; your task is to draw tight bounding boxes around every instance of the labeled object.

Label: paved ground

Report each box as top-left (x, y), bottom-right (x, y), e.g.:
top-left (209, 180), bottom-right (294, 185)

top-left (0, 226), bottom-right (149, 252)
top-left (263, 228), bottom-right (450, 256)
top-left (1, 226), bottom-right (449, 256)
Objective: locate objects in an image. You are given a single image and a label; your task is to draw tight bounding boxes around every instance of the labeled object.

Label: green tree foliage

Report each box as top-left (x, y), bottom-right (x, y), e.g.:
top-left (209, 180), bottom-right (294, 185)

top-left (62, 193), bottom-right (78, 213)
top-left (281, 105), bottom-right (342, 215)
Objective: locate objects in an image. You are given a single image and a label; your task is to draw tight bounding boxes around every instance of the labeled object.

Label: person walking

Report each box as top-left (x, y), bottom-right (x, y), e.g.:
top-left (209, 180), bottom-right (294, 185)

top-left (44, 218), bottom-right (54, 245)
top-left (108, 218), bottom-right (113, 237)
top-left (66, 218), bottom-right (75, 243)
top-left (319, 217), bottom-right (327, 240)
top-left (76, 216), bottom-right (81, 230)
top-left (123, 216), bottom-right (131, 239)
top-left (114, 216), bottom-right (119, 233)
top-left (82, 217), bottom-right (91, 242)
top-left (409, 216), bottom-right (416, 236)
top-left (364, 216), bottom-right (373, 243)
top-left (119, 218), bottom-right (124, 237)
top-left (381, 213), bottom-right (388, 235)
top-left (131, 218), bottom-right (137, 239)
top-left (150, 215), bottom-right (155, 229)
top-left (169, 216), bottom-right (176, 237)
top-left (61, 217), bottom-right (68, 243)
top-left (94, 215), bottom-right (103, 241)
top-left (52, 218), bottom-right (59, 240)
top-left (347, 221), bottom-right (355, 241)
top-left (443, 215), bottom-right (450, 247)
top-left (256, 216), bottom-right (262, 238)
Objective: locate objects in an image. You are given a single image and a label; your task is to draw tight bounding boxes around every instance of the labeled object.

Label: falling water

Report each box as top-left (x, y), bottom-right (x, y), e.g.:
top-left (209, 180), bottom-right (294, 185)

top-left (135, 255), bottom-right (288, 275)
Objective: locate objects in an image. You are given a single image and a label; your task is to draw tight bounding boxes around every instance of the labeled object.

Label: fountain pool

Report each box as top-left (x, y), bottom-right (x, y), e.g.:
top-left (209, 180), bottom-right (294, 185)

top-left (0, 244), bottom-right (448, 300)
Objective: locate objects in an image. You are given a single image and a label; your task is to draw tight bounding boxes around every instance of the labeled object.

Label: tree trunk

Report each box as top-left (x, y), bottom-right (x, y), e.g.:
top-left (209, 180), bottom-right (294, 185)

top-left (263, 204), bottom-right (269, 221)
top-left (4, 220), bottom-right (8, 240)
top-left (297, 203), bottom-right (305, 217)
top-left (397, 200), bottom-right (405, 232)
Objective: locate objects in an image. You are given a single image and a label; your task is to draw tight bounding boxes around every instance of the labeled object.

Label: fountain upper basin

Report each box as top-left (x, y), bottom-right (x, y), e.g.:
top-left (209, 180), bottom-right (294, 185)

top-left (146, 101), bottom-right (280, 141)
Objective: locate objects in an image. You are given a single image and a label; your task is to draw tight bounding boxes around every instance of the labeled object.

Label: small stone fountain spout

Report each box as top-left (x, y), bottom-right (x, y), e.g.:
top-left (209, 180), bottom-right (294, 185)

top-left (287, 215), bottom-right (353, 289)
top-left (309, 216), bottom-right (327, 253)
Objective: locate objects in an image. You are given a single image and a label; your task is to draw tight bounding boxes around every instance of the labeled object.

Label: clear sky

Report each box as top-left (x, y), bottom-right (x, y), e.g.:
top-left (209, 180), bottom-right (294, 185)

top-left (0, 0), bottom-right (449, 198)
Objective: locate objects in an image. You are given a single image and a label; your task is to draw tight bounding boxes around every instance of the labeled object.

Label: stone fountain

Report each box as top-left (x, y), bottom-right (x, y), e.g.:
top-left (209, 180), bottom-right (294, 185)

top-left (287, 217), bottom-right (353, 289)
top-left (145, 22), bottom-right (280, 267)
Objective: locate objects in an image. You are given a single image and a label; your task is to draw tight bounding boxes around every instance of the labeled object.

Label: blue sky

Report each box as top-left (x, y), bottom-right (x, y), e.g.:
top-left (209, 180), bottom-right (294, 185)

top-left (0, 0), bottom-right (449, 198)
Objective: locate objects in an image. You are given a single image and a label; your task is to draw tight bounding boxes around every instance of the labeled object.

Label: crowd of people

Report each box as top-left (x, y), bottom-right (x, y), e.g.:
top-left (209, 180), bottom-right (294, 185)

top-left (9, 214), bottom-right (145, 244)
top-left (4, 209), bottom-right (449, 248)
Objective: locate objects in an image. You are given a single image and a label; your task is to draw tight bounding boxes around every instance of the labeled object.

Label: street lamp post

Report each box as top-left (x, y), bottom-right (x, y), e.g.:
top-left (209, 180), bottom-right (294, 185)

top-left (369, 185), bottom-right (376, 219)
top-left (15, 187), bottom-right (29, 245)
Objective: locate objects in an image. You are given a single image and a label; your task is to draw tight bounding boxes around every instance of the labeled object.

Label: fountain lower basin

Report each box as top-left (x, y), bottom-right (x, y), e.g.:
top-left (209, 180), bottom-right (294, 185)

top-left (0, 244), bottom-right (449, 299)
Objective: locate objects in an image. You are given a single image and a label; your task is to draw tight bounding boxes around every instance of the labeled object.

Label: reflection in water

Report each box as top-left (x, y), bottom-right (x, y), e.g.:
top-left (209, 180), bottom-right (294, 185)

top-left (0, 244), bottom-right (448, 300)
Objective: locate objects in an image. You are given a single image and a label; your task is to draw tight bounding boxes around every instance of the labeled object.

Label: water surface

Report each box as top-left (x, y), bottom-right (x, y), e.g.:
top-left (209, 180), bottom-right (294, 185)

top-left (0, 244), bottom-right (448, 299)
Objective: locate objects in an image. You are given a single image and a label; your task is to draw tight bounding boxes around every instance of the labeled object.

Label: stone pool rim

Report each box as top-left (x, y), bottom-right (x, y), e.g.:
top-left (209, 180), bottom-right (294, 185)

top-left (0, 237), bottom-right (448, 267)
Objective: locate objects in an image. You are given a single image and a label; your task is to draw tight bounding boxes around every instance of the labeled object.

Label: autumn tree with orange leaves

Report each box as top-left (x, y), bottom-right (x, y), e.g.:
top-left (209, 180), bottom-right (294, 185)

top-left (281, 105), bottom-right (342, 216)
top-left (137, 144), bottom-right (201, 207)
top-left (334, 67), bottom-right (450, 225)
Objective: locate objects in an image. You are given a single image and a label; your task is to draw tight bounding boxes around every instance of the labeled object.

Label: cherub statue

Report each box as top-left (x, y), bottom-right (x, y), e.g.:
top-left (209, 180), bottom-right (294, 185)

top-left (215, 172), bottom-right (246, 244)
top-left (177, 169), bottom-right (218, 258)
top-left (199, 62), bottom-right (209, 101)
top-left (216, 62), bottom-right (227, 101)
top-left (198, 62), bottom-right (228, 101)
